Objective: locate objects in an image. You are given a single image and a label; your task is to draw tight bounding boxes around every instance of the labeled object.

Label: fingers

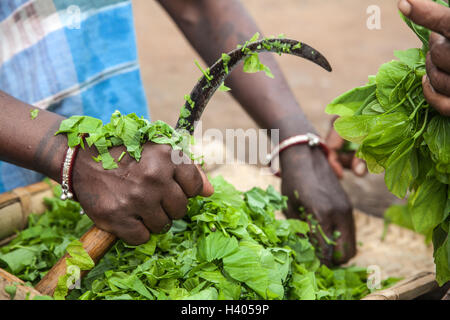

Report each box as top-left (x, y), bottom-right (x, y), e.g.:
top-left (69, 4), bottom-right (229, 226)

top-left (140, 206), bottom-right (172, 235)
top-left (429, 32), bottom-right (450, 73)
top-left (173, 151), bottom-right (214, 197)
top-left (101, 218), bottom-right (150, 246)
top-left (332, 212), bottom-right (357, 264)
top-left (328, 150), bottom-right (344, 179)
top-left (423, 75), bottom-right (450, 116)
top-left (326, 118), bottom-right (346, 179)
top-left (426, 52), bottom-right (450, 96)
top-left (162, 183), bottom-right (188, 220)
top-left (398, 0), bottom-right (450, 39)
top-left (196, 165), bottom-right (214, 196)
top-left (174, 162), bottom-right (204, 197)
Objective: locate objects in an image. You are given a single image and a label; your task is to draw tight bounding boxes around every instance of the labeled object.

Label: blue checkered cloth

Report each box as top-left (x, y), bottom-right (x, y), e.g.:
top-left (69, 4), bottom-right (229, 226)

top-left (0, 0), bottom-right (149, 193)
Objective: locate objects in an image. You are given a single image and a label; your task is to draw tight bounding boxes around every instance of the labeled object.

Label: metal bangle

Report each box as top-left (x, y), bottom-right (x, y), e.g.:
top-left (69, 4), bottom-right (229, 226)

top-left (61, 147), bottom-right (75, 201)
top-left (60, 144), bottom-right (85, 215)
top-left (267, 133), bottom-right (329, 177)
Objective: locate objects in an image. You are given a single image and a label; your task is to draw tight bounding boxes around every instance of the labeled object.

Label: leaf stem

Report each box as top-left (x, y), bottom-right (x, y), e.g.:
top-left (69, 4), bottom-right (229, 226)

top-left (413, 108), bottom-right (429, 140)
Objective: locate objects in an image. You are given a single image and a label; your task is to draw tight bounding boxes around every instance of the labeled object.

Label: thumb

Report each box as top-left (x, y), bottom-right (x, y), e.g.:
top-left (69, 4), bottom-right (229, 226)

top-left (196, 165), bottom-right (214, 197)
top-left (398, 0), bottom-right (450, 38)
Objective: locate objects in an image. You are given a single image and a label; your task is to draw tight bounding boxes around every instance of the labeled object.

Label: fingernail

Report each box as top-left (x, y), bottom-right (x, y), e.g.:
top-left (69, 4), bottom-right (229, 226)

top-left (398, 0), bottom-right (412, 16)
top-left (355, 162), bottom-right (366, 176)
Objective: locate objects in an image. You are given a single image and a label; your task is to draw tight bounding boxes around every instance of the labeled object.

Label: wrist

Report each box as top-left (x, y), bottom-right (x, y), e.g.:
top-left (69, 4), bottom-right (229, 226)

top-left (279, 144), bottom-right (327, 172)
top-left (267, 132), bottom-right (328, 177)
top-left (36, 125), bottom-right (69, 183)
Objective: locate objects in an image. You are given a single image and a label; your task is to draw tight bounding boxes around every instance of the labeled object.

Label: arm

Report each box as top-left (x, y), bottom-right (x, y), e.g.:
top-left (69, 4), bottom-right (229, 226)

top-left (0, 91), bottom-right (67, 181)
top-left (157, 0), bottom-right (356, 264)
top-left (0, 91), bottom-right (213, 245)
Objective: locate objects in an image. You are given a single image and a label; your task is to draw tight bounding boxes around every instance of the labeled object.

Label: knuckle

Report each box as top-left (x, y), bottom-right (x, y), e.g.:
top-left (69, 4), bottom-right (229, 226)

top-left (142, 164), bottom-right (159, 181)
top-left (128, 185), bottom-right (144, 202)
top-left (159, 144), bottom-right (173, 158)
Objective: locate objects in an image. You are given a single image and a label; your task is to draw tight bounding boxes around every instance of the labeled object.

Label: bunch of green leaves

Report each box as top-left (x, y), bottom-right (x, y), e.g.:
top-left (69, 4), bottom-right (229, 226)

top-left (326, 1), bottom-right (449, 286)
top-left (55, 110), bottom-right (194, 170)
top-left (1, 177), bottom-right (396, 300)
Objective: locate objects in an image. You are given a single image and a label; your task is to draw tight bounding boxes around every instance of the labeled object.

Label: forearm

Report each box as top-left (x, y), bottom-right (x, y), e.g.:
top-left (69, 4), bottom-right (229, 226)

top-left (157, 0), bottom-right (317, 140)
top-left (0, 90), bottom-right (67, 182)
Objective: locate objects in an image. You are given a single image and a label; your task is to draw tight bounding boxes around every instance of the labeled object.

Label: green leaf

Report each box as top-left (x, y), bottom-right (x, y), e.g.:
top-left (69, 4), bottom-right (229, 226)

top-left (4, 285), bottom-right (17, 299)
top-left (384, 138), bottom-right (415, 198)
top-left (197, 232), bottom-right (239, 262)
top-left (66, 240), bottom-right (95, 270)
top-left (326, 83), bottom-right (376, 116)
top-left (400, 12), bottom-right (431, 51)
top-left (432, 221), bottom-right (450, 286)
top-left (290, 272), bottom-right (317, 300)
top-left (424, 115), bottom-right (450, 174)
top-left (384, 204), bottom-right (414, 231)
top-left (219, 82), bottom-right (231, 92)
top-left (0, 248), bottom-right (37, 274)
top-left (243, 52), bottom-right (274, 79)
top-left (184, 287), bottom-right (218, 300)
top-left (394, 48), bottom-right (426, 69)
top-left (409, 179), bottom-right (447, 234)
top-left (375, 61), bottom-right (411, 109)
top-left (30, 109), bottom-right (39, 120)
top-left (334, 115), bottom-right (377, 144)
top-left (223, 240), bottom-right (285, 299)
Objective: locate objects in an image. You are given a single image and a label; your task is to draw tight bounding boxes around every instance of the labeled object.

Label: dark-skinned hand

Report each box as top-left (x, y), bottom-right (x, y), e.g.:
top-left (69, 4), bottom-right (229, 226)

top-left (72, 142), bottom-right (214, 246)
top-left (399, 0), bottom-right (450, 116)
top-left (280, 145), bottom-right (357, 266)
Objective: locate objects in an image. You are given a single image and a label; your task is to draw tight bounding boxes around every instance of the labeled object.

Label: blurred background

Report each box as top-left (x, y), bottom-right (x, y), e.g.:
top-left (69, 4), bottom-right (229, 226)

top-left (131, 0), bottom-right (420, 217)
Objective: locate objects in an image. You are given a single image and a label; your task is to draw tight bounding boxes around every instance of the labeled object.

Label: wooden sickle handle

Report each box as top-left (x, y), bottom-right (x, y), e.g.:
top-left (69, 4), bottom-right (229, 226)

top-left (35, 226), bottom-right (117, 296)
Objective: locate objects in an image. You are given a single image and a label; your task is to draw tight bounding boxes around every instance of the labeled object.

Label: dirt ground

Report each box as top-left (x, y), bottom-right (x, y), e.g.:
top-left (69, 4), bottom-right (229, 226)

top-left (131, 0), bottom-right (420, 217)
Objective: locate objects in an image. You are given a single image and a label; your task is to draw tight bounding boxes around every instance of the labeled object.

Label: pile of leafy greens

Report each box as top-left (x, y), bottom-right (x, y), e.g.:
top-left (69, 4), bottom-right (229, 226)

top-left (0, 178), bottom-right (397, 300)
top-left (55, 110), bottom-right (194, 170)
top-left (326, 2), bottom-right (449, 286)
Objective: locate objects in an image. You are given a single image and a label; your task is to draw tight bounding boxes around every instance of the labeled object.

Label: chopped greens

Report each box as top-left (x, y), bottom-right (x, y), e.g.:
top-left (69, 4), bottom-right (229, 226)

top-left (0, 177), bottom-right (397, 300)
top-left (55, 111), bottom-right (194, 170)
top-left (4, 284), bottom-right (17, 299)
top-left (30, 109), bottom-right (39, 120)
top-left (326, 1), bottom-right (449, 286)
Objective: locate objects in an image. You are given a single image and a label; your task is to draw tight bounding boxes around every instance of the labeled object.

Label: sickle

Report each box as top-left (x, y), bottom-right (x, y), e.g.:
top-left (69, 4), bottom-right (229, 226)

top-left (35, 38), bottom-right (332, 297)
top-left (176, 38), bottom-right (332, 134)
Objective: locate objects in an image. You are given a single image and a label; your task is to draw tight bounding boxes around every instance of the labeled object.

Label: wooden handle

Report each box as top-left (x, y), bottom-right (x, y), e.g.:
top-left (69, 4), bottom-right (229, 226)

top-left (35, 226), bottom-right (117, 296)
top-left (0, 268), bottom-right (42, 300)
top-left (362, 271), bottom-right (438, 300)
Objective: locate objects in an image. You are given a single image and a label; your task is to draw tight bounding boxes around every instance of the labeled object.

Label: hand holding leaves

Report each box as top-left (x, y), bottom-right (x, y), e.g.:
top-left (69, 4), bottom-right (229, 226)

top-left (326, 0), bottom-right (450, 286)
top-left (399, 0), bottom-right (450, 116)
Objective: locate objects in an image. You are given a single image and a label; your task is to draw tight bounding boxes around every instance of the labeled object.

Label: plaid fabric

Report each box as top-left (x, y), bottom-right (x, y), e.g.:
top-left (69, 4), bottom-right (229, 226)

top-left (0, 0), bottom-right (149, 192)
